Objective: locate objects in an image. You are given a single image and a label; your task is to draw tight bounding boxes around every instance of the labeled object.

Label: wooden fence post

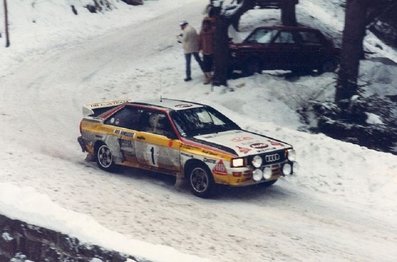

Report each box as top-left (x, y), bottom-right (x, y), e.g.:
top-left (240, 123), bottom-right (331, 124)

top-left (4, 0), bottom-right (10, 47)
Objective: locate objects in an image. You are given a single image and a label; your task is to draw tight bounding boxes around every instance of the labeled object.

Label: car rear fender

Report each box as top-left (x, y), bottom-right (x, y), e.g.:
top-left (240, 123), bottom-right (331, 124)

top-left (94, 135), bottom-right (124, 165)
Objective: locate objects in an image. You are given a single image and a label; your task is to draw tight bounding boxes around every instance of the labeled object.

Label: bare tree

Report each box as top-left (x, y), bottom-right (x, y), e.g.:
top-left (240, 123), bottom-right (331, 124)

top-left (212, 0), bottom-right (254, 87)
top-left (3, 0), bottom-right (10, 47)
top-left (211, 0), bottom-right (300, 86)
top-left (335, 0), bottom-right (370, 105)
top-left (335, 0), bottom-right (397, 105)
top-left (281, 0), bottom-right (298, 26)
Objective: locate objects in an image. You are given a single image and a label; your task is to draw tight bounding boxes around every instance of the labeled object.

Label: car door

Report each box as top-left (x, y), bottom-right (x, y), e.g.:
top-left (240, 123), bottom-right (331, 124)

top-left (296, 30), bottom-right (325, 69)
top-left (270, 30), bottom-right (300, 69)
top-left (104, 106), bottom-right (141, 164)
top-left (134, 110), bottom-right (181, 173)
top-left (243, 28), bottom-right (278, 69)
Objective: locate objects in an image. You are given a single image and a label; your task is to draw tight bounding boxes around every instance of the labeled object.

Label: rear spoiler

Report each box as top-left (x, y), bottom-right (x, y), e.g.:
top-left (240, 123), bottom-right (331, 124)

top-left (82, 99), bottom-right (131, 117)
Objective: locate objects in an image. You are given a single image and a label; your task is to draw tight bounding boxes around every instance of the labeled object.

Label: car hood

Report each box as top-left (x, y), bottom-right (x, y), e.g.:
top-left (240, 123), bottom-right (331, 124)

top-left (193, 130), bottom-right (291, 157)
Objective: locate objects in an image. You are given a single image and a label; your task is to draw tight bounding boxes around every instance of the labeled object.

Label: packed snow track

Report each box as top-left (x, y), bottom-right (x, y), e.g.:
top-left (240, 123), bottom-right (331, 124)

top-left (0, 1), bottom-right (396, 261)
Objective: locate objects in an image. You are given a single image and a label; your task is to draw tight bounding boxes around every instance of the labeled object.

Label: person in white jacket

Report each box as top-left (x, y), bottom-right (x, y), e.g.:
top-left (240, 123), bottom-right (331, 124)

top-left (178, 21), bottom-right (203, 81)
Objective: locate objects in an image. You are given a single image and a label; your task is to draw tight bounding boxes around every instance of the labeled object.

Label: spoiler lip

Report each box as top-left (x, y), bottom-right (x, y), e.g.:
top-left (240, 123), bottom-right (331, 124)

top-left (82, 99), bottom-right (131, 117)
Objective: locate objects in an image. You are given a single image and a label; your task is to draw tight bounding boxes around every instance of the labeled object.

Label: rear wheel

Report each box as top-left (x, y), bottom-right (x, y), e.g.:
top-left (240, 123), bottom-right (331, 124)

top-left (188, 163), bottom-right (215, 198)
top-left (96, 143), bottom-right (116, 171)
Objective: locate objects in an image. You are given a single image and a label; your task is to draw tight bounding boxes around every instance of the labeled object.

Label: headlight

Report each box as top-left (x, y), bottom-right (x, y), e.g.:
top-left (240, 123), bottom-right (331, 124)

top-left (252, 169), bottom-right (263, 182)
top-left (282, 163), bottom-right (292, 175)
top-left (231, 158), bottom-right (245, 168)
top-left (287, 149), bottom-right (296, 161)
top-left (263, 167), bottom-right (272, 180)
top-left (252, 155), bottom-right (262, 168)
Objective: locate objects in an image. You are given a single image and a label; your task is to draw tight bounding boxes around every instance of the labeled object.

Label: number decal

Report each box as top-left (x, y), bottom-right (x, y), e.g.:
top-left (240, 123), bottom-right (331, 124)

top-left (150, 146), bottom-right (155, 166)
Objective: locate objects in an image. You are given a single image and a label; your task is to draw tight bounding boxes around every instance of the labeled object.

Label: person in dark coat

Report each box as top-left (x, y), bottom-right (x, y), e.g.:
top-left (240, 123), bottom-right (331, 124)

top-left (199, 17), bottom-right (215, 84)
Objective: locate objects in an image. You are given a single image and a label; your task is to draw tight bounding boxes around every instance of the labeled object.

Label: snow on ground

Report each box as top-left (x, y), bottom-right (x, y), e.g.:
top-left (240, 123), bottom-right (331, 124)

top-left (0, 0), bottom-right (397, 261)
top-left (0, 183), bottom-right (207, 262)
top-left (0, 0), bottom-right (198, 74)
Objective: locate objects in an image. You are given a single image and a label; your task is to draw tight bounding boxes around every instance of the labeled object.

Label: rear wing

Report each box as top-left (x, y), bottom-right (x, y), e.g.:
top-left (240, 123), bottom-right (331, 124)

top-left (82, 99), bottom-right (131, 117)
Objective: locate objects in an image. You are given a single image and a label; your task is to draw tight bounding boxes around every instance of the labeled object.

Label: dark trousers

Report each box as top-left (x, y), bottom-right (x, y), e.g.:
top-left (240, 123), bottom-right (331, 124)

top-left (202, 54), bottom-right (214, 73)
top-left (185, 52), bottom-right (203, 78)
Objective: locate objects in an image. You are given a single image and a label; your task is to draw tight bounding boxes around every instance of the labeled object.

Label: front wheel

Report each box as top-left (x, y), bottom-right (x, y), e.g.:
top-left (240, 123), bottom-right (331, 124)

top-left (96, 143), bottom-right (116, 171)
top-left (188, 164), bottom-right (215, 198)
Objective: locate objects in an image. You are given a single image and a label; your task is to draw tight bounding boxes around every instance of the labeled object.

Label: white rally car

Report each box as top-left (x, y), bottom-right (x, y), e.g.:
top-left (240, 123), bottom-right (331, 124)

top-left (78, 98), bottom-right (297, 197)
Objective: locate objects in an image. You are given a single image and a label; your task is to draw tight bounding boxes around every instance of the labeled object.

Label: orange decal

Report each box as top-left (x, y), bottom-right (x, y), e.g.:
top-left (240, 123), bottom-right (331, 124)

top-left (236, 146), bottom-right (251, 154)
top-left (168, 141), bottom-right (173, 147)
top-left (212, 160), bottom-right (228, 176)
top-left (269, 140), bottom-right (283, 147)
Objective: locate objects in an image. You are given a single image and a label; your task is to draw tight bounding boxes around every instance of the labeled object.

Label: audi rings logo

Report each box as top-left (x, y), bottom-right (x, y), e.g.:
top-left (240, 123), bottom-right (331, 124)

top-left (265, 153), bottom-right (280, 163)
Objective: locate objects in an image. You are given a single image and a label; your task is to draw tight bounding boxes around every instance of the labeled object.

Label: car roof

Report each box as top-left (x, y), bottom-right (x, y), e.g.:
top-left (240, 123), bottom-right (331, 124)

top-left (130, 98), bottom-right (205, 111)
top-left (254, 25), bottom-right (318, 31)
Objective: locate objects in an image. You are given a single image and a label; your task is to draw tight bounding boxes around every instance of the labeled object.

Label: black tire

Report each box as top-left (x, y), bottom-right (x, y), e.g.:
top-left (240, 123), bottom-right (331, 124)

top-left (96, 143), bottom-right (116, 171)
top-left (187, 163), bottom-right (215, 198)
top-left (319, 59), bottom-right (337, 73)
top-left (242, 59), bottom-right (261, 76)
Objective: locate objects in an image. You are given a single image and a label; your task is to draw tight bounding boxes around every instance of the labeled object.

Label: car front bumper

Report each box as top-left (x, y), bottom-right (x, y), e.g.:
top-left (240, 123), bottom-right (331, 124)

top-left (215, 161), bottom-right (296, 187)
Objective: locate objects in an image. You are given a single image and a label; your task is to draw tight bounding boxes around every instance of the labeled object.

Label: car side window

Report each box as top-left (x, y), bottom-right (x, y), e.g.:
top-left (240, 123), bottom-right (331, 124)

top-left (298, 31), bottom-right (322, 46)
top-left (141, 111), bottom-right (175, 138)
top-left (273, 31), bottom-right (295, 44)
top-left (105, 106), bottom-right (142, 130)
top-left (246, 29), bottom-right (276, 44)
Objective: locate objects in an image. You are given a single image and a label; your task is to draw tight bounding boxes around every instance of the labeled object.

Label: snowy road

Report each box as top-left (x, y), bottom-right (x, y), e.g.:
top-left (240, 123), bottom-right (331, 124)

top-left (1, 0), bottom-right (397, 261)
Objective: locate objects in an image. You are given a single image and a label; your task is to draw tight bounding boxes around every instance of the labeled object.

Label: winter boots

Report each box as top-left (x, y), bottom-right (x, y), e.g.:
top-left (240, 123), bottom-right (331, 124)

top-left (203, 72), bottom-right (212, 85)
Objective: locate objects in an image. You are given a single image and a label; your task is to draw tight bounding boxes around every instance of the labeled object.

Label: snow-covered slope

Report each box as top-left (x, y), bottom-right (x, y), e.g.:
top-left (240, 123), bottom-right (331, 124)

top-left (0, 0), bottom-right (396, 261)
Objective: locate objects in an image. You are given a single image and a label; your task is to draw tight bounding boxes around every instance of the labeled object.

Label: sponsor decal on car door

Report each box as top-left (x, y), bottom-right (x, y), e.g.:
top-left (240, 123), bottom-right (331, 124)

top-left (115, 129), bottom-right (137, 163)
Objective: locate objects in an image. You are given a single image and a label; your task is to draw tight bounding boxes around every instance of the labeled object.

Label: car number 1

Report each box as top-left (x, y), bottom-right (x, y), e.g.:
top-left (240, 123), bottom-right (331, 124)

top-left (147, 145), bottom-right (158, 167)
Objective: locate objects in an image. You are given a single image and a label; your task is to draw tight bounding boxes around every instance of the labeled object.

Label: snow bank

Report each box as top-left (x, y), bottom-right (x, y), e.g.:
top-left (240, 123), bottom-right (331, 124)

top-left (0, 0), bottom-right (396, 261)
top-left (0, 0), bottom-right (197, 74)
top-left (0, 183), bottom-right (209, 262)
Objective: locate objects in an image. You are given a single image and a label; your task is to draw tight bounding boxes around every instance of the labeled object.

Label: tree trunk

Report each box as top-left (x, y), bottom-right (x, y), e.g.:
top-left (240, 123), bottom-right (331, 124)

top-left (336, 0), bottom-right (369, 104)
top-left (4, 0), bottom-right (10, 47)
top-left (212, 0), bottom-right (254, 87)
top-left (213, 16), bottom-right (230, 86)
top-left (281, 0), bottom-right (298, 26)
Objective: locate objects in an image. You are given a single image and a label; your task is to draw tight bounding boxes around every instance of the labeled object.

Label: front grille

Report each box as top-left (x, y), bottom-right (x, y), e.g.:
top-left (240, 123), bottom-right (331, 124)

top-left (248, 150), bottom-right (286, 167)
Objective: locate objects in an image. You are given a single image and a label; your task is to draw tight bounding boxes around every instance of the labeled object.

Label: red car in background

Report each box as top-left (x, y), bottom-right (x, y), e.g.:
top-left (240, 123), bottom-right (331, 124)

top-left (229, 25), bottom-right (340, 76)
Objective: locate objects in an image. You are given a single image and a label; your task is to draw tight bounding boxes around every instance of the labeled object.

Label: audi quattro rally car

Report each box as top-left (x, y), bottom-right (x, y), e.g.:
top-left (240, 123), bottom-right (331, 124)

top-left (77, 98), bottom-right (297, 197)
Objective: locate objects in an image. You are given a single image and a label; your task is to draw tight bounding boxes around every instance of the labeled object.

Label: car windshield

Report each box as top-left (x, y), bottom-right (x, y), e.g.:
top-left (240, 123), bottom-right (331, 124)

top-left (170, 106), bottom-right (241, 137)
